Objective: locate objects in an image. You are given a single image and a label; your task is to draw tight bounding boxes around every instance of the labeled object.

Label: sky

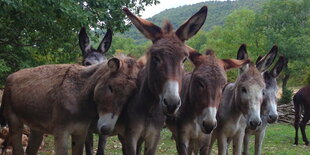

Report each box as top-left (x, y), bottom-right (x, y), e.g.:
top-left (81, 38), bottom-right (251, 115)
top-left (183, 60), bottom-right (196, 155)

top-left (141, 0), bottom-right (226, 18)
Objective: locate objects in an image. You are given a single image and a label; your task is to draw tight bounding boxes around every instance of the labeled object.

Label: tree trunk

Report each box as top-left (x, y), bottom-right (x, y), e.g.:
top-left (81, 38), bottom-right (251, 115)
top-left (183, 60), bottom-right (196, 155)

top-left (282, 72), bottom-right (290, 91)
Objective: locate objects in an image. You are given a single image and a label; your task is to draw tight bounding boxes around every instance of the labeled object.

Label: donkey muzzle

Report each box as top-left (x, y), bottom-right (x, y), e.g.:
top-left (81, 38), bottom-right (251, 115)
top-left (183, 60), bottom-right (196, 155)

top-left (161, 81), bottom-right (181, 116)
top-left (202, 121), bottom-right (217, 134)
top-left (97, 113), bottom-right (118, 135)
top-left (267, 114), bottom-right (278, 123)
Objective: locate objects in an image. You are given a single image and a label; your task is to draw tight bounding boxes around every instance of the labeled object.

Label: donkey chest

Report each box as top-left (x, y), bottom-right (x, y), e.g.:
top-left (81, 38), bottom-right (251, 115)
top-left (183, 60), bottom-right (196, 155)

top-left (221, 117), bottom-right (245, 137)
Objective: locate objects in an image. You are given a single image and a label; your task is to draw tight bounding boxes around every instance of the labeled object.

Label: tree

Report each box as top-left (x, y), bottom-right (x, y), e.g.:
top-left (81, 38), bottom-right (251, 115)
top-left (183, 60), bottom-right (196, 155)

top-left (254, 0), bottom-right (310, 88)
top-left (0, 0), bottom-right (159, 85)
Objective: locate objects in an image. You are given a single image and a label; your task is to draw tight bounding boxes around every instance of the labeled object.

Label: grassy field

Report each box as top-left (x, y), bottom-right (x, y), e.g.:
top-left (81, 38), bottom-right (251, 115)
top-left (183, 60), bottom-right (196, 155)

top-left (38, 123), bottom-right (310, 155)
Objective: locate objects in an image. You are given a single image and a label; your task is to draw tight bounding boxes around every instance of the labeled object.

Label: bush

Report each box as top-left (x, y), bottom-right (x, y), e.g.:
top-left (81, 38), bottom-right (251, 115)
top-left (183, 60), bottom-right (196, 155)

top-left (278, 87), bottom-right (293, 105)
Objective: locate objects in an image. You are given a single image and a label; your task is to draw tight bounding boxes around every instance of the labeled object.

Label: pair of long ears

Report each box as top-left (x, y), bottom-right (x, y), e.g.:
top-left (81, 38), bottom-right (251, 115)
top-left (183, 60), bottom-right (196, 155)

top-left (79, 27), bottom-right (113, 56)
top-left (188, 49), bottom-right (250, 71)
top-left (123, 6), bottom-right (208, 42)
top-left (237, 44), bottom-right (278, 73)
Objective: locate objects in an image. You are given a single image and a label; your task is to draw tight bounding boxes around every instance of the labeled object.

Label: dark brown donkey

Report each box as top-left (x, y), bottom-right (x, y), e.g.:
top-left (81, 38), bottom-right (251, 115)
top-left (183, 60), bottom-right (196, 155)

top-left (78, 27), bottom-right (114, 155)
top-left (294, 86), bottom-right (310, 145)
top-left (112, 6), bottom-right (208, 155)
top-left (166, 49), bottom-right (250, 155)
top-left (79, 27), bottom-right (112, 66)
top-left (0, 55), bottom-right (141, 155)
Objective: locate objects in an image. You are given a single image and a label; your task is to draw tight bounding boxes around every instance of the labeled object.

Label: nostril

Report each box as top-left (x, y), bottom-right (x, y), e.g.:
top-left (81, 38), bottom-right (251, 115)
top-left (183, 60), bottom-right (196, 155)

top-left (100, 126), bottom-right (111, 135)
top-left (163, 98), bottom-right (168, 106)
top-left (85, 62), bottom-right (92, 66)
top-left (258, 121), bottom-right (262, 126)
top-left (250, 121), bottom-right (254, 127)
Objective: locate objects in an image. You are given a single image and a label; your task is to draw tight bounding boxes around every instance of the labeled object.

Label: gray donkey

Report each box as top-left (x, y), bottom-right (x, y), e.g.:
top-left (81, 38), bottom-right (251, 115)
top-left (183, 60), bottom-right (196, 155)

top-left (79, 27), bottom-right (112, 66)
top-left (242, 55), bottom-right (287, 155)
top-left (208, 44), bottom-right (277, 155)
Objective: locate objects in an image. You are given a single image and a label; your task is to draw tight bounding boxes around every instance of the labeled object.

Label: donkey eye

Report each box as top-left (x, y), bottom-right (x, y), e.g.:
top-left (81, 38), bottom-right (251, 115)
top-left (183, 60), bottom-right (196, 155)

top-left (152, 56), bottom-right (161, 64)
top-left (85, 62), bottom-right (92, 66)
top-left (198, 81), bottom-right (205, 88)
top-left (241, 87), bottom-right (247, 93)
top-left (108, 85), bottom-right (113, 93)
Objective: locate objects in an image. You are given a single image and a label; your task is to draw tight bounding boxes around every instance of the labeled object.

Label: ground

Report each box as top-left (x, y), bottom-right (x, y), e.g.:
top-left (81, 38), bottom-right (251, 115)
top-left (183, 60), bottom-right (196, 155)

top-left (35, 123), bottom-right (310, 155)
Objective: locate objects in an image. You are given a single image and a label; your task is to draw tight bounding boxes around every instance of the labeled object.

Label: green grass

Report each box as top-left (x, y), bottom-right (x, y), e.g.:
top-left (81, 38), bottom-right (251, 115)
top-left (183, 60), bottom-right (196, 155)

top-left (40, 123), bottom-right (310, 154)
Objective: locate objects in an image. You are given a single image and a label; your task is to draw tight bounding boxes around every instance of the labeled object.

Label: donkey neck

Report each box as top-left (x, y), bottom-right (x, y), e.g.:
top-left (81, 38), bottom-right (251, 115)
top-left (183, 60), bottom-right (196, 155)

top-left (137, 69), bottom-right (160, 106)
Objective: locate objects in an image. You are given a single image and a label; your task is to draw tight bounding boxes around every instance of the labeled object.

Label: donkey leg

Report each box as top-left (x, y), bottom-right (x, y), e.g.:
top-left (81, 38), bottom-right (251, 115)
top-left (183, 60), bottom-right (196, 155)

top-left (218, 134), bottom-right (228, 155)
top-left (85, 131), bottom-right (94, 155)
top-left (124, 131), bottom-right (139, 155)
top-left (176, 133), bottom-right (190, 155)
top-left (300, 113), bottom-right (310, 145)
top-left (294, 101), bottom-right (301, 145)
top-left (254, 128), bottom-right (266, 155)
top-left (199, 135), bottom-right (211, 155)
top-left (136, 137), bottom-right (143, 155)
top-left (54, 131), bottom-right (69, 155)
top-left (144, 131), bottom-right (161, 155)
top-left (72, 133), bottom-right (88, 155)
top-left (96, 135), bottom-right (108, 155)
top-left (207, 132), bottom-right (217, 155)
top-left (7, 113), bottom-right (24, 155)
top-left (242, 132), bottom-right (250, 155)
top-left (26, 129), bottom-right (44, 155)
top-left (118, 135), bottom-right (127, 155)
top-left (233, 131), bottom-right (244, 155)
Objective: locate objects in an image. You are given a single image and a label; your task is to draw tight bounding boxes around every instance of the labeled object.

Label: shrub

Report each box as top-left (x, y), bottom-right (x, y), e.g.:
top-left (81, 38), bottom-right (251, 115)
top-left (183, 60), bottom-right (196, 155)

top-left (278, 87), bottom-right (293, 105)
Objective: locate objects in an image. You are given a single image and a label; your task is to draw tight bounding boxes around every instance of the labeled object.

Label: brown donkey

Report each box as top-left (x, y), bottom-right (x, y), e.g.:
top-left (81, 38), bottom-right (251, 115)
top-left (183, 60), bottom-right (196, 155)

top-left (166, 49), bottom-right (250, 155)
top-left (0, 55), bottom-right (141, 155)
top-left (294, 86), bottom-right (310, 145)
top-left (208, 44), bottom-right (278, 155)
top-left (243, 55), bottom-right (287, 155)
top-left (112, 6), bottom-right (208, 155)
top-left (78, 27), bottom-right (114, 155)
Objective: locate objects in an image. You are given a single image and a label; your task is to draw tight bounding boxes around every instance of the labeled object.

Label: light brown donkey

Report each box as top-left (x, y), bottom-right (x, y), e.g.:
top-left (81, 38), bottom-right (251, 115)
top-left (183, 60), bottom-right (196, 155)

top-left (114, 6), bottom-right (208, 155)
top-left (166, 49), bottom-right (250, 155)
top-left (0, 55), bottom-right (141, 155)
top-left (208, 44), bottom-right (278, 155)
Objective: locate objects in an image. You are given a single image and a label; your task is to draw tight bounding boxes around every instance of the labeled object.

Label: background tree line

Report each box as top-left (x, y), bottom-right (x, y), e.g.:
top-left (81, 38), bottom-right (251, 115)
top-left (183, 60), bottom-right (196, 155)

top-left (0, 0), bottom-right (309, 89)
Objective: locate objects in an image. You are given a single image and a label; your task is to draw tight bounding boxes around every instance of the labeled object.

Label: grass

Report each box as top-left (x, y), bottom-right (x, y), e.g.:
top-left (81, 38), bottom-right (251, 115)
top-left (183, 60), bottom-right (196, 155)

top-left (39, 123), bottom-right (310, 155)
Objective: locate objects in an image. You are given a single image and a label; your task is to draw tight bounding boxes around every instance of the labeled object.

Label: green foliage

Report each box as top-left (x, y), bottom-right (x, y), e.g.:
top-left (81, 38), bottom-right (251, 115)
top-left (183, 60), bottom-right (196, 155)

top-left (279, 87), bottom-right (293, 105)
top-left (0, 0), bottom-right (159, 85)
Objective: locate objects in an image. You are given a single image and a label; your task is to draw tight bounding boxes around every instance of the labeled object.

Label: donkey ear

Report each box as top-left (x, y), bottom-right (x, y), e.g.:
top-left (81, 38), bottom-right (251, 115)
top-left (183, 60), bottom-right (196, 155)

top-left (188, 49), bottom-right (202, 66)
top-left (221, 59), bottom-right (250, 71)
top-left (97, 29), bottom-right (112, 54)
top-left (237, 44), bottom-right (248, 60)
top-left (79, 27), bottom-right (91, 56)
top-left (108, 58), bottom-right (121, 72)
top-left (269, 56), bottom-right (288, 78)
top-left (123, 8), bottom-right (162, 42)
top-left (176, 6), bottom-right (208, 41)
top-left (256, 45), bottom-right (278, 72)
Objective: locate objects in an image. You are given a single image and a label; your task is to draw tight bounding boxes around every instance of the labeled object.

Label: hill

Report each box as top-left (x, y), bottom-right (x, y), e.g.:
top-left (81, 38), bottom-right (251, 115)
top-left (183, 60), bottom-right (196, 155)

top-left (120, 0), bottom-right (265, 43)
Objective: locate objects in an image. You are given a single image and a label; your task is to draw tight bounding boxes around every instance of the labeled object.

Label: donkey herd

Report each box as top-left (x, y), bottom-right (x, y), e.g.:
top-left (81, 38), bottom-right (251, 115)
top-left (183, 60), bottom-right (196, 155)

top-left (0, 5), bottom-right (309, 155)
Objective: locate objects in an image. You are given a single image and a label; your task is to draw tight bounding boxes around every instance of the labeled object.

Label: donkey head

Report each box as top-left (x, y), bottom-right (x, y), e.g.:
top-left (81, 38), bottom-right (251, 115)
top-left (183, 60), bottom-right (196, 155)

top-left (123, 6), bottom-right (208, 116)
top-left (189, 50), bottom-right (249, 134)
top-left (236, 44), bottom-right (277, 130)
top-left (261, 56), bottom-right (287, 123)
top-left (95, 55), bottom-right (141, 134)
top-left (79, 27), bottom-right (112, 66)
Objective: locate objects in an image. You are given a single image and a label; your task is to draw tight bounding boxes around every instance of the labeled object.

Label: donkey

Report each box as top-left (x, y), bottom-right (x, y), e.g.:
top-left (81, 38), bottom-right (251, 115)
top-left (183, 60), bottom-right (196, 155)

top-left (208, 44), bottom-right (278, 155)
top-left (111, 6), bottom-right (209, 155)
top-left (166, 49), bottom-right (250, 155)
top-left (79, 27), bottom-right (112, 66)
top-left (294, 86), bottom-right (310, 145)
top-left (0, 55), bottom-right (141, 155)
top-left (78, 27), bottom-right (114, 155)
top-left (243, 55), bottom-right (288, 155)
